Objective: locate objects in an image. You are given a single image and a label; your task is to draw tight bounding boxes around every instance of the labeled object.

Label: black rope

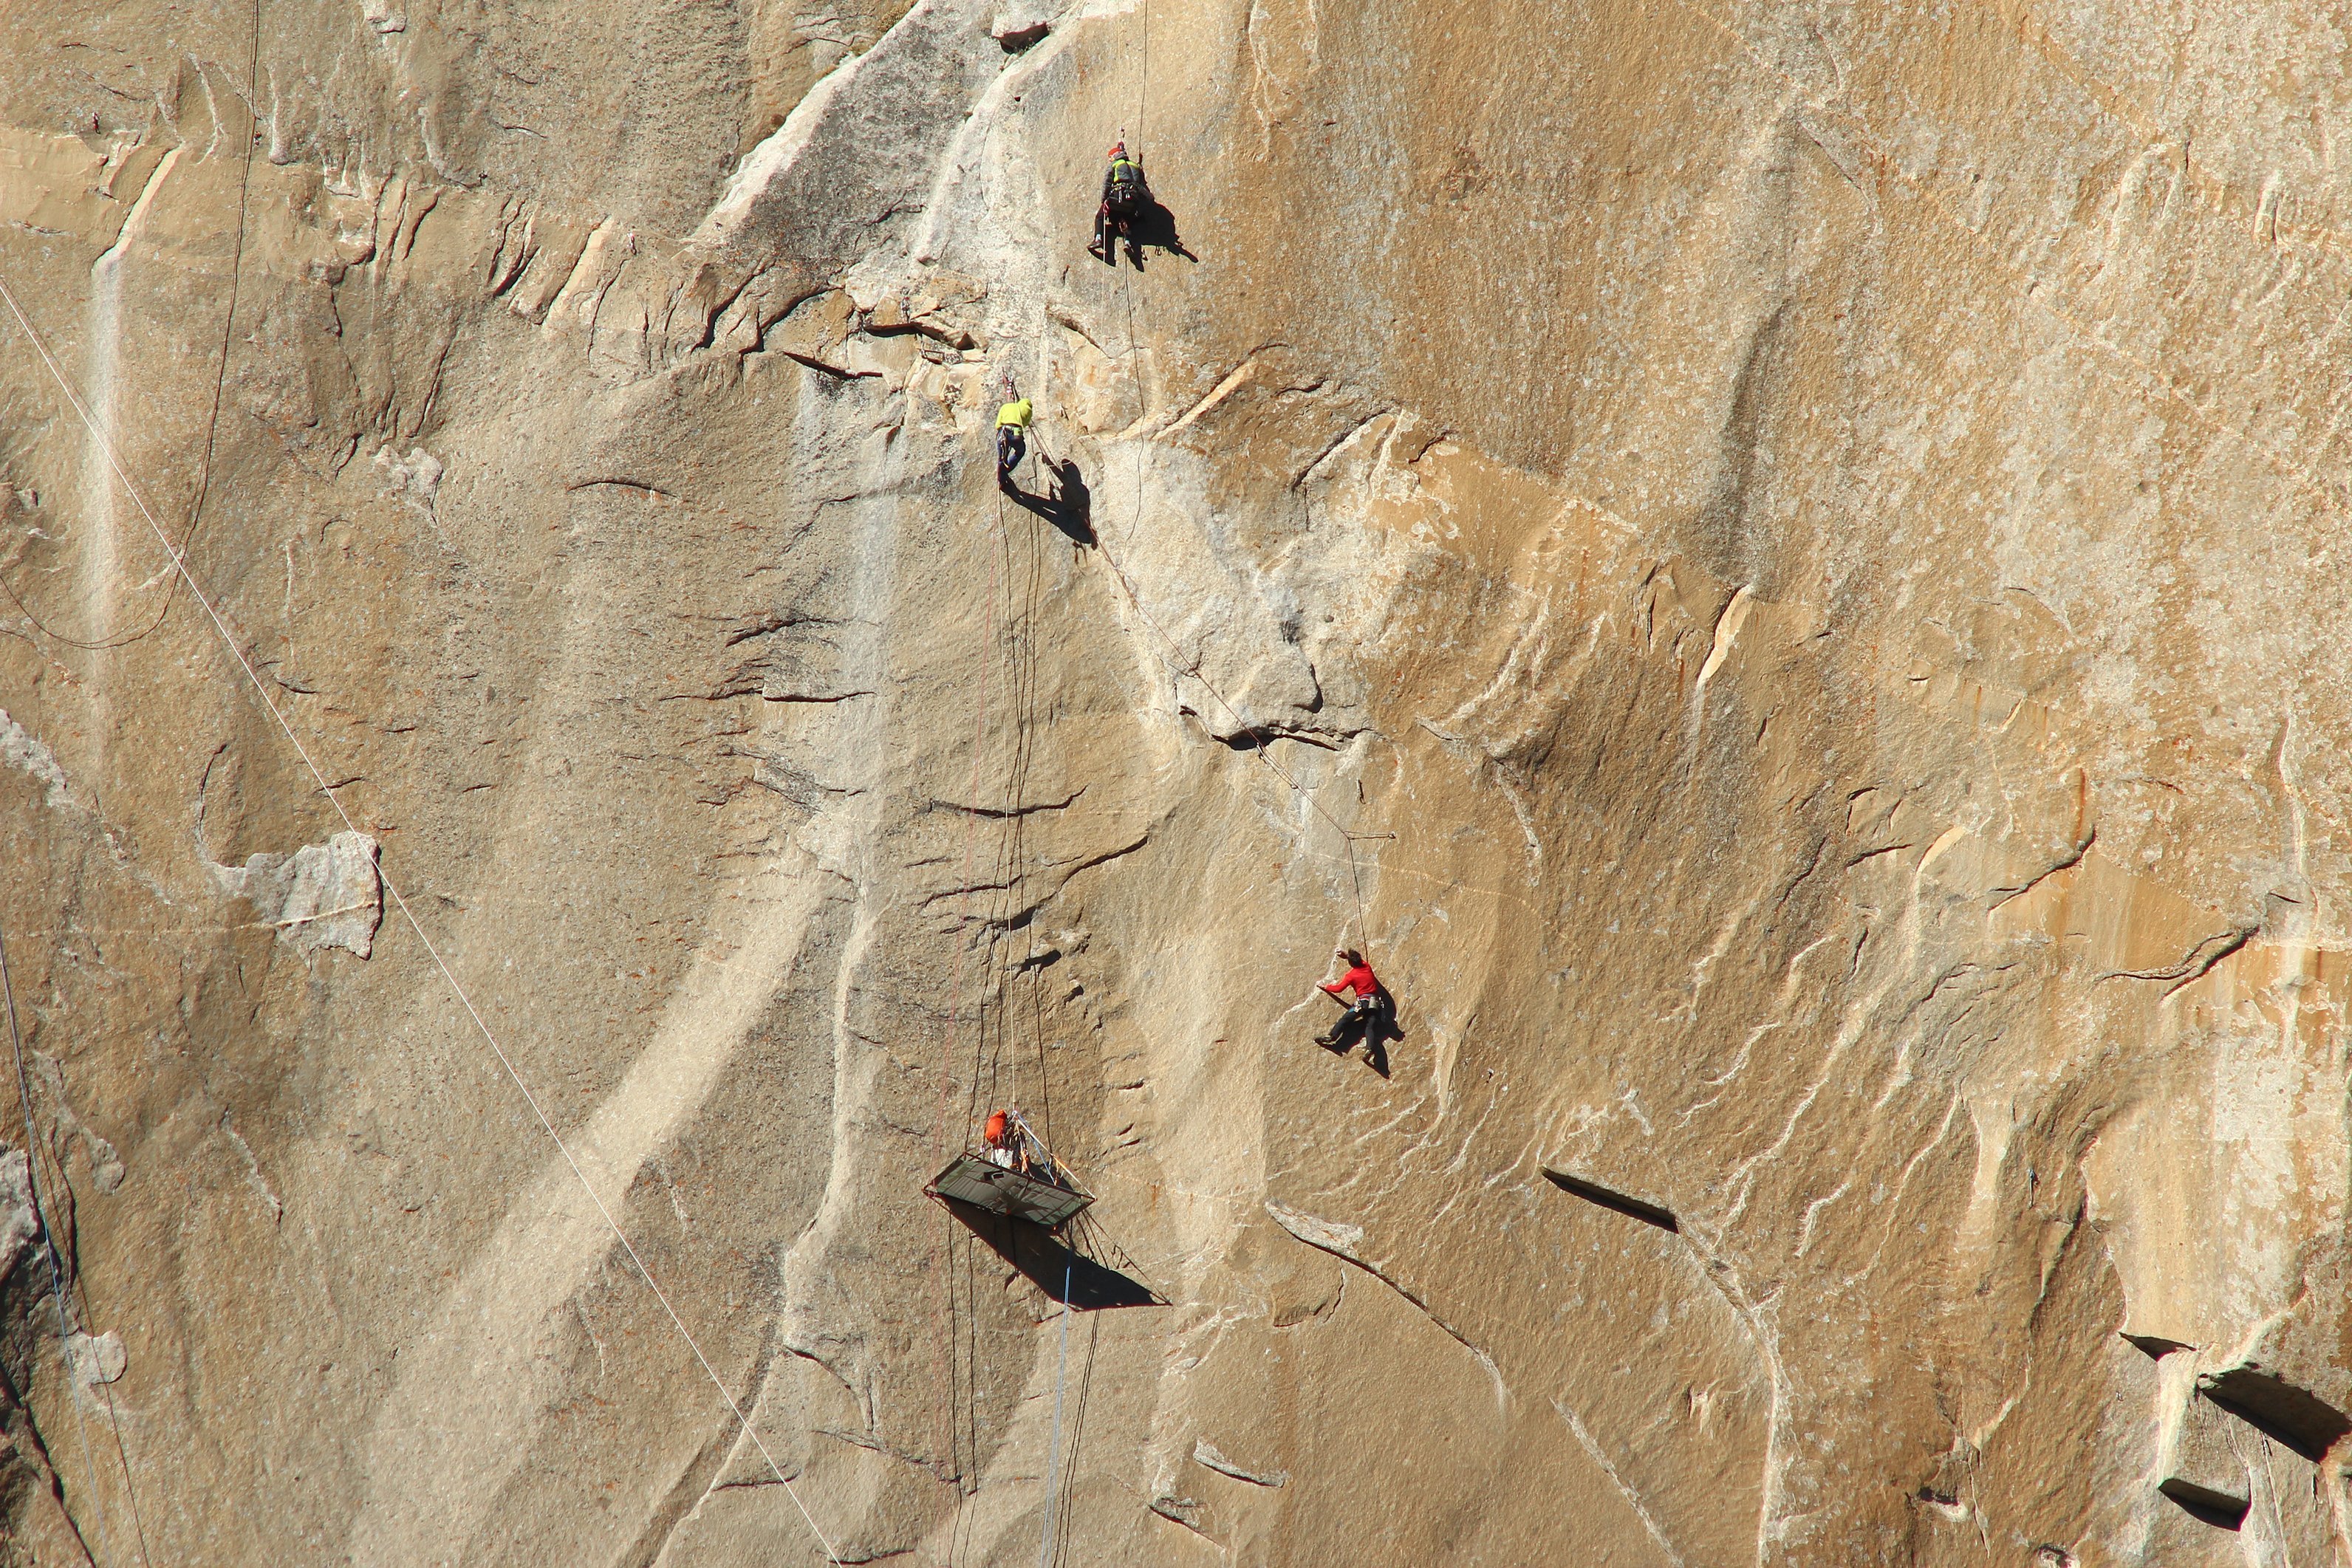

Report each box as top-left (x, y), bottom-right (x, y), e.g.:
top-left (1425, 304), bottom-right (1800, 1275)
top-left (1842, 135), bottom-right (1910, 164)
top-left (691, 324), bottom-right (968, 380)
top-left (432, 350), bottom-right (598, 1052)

top-left (974, 470), bottom-right (1059, 1146)
top-left (1105, 265), bottom-right (1377, 950)
top-left (0, 0), bottom-right (263, 655)
top-left (1011, 480), bottom-right (1053, 1146)
top-left (0, 898), bottom-right (152, 1568)
top-left (1046, 1312), bottom-right (1101, 1568)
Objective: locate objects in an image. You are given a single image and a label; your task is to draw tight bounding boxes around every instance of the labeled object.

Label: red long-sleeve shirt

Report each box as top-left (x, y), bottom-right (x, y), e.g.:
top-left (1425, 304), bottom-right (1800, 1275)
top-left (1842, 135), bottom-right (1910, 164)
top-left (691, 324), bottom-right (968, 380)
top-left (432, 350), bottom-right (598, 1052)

top-left (1321, 963), bottom-right (1378, 1001)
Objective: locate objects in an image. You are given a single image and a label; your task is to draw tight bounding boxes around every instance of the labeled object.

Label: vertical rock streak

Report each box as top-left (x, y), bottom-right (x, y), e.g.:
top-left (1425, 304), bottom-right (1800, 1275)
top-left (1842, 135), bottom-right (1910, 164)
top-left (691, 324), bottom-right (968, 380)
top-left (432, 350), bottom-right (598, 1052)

top-left (8, 0), bottom-right (2352, 1561)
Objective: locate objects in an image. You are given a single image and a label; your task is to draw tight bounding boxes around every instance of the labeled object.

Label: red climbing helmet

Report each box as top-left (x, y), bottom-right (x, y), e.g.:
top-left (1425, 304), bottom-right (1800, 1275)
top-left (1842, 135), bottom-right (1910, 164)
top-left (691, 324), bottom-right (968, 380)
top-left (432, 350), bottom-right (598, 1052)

top-left (1107, 140), bottom-right (1127, 160)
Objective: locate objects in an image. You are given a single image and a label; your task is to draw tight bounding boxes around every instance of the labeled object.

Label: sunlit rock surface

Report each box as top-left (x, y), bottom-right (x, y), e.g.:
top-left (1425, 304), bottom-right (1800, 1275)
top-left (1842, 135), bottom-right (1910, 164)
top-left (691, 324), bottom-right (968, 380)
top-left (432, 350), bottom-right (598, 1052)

top-left (5, 0), bottom-right (2352, 1562)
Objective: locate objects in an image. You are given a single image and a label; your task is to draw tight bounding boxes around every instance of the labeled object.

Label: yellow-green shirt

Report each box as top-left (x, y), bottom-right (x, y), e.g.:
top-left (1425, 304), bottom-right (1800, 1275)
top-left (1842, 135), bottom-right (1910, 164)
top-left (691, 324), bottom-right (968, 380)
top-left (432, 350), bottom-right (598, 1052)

top-left (996, 399), bottom-right (1033, 429)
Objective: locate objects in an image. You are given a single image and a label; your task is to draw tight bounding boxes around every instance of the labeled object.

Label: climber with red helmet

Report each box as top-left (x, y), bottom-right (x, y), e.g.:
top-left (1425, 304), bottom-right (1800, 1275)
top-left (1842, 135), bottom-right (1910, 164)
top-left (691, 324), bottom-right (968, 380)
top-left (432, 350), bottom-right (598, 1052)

top-left (1089, 138), bottom-right (1152, 264)
top-left (983, 1108), bottom-right (1029, 1172)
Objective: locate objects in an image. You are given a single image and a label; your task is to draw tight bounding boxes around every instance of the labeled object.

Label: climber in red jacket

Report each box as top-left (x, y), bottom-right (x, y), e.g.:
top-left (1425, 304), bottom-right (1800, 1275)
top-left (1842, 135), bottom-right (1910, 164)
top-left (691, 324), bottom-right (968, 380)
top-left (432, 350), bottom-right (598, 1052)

top-left (983, 1109), bottom-right (1026, 1171)
top-left (1314, 948), bottom-right (1386, 1047)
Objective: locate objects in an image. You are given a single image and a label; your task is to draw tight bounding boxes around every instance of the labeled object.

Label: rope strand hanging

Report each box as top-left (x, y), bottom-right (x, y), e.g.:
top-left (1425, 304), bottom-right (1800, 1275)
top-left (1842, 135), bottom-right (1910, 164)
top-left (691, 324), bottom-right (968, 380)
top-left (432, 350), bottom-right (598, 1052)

top-left (0, 911), bottom-right (134, 1568)
top-left (1089, 502), bottom-right (1379, 945)
top-left (1, 0), bottom-right (262, 656)
top-left (0, 266), bottom-right (848, 1568)
top-left (1098, 124), bottom-right (1381, 951)
top-left (929, 479), bottom-right (1011, 1552)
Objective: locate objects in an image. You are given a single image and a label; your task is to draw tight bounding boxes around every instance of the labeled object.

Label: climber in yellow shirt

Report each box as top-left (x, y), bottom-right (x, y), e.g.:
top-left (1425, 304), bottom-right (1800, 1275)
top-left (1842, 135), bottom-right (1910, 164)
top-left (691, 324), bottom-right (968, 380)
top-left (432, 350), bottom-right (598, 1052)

top-left (996, 391), bottom-right (1033, 487)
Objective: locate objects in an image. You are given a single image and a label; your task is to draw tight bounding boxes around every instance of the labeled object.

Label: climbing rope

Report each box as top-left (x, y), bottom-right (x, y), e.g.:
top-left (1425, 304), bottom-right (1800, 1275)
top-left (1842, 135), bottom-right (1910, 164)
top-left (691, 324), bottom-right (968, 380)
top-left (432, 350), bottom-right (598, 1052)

top-left (0, 267), bottom-right (848, 1568)
top-left (0, 0), bottom-right (262, 655)
top-left (1088, 501), bottom-right (1375, 944)
top-left (1044, 1308), bottom-right (1101, 1568)
top-left (1146, 0), bottom-right (1372, 925)
top-left (1035, 1255), bottom-right (1073, 1568)
top-left (929, 481), bottom-right (1008, 1539)
top-left (937, 458), bottom-right (1084, 1568)
top-left (61, 1195), bottom-right (153, 1568)
top-left (1014, 513), bottom-right (1057, 1144)
top-left (931, 465), bottom-right (1067, 1559)
top-left (973, 480), bottom-right (1056, 1148)
top-left (160, 0), bottom-right (269, 636)
top-left (0, 909), bottom-right (134, 1568)
top-left (938, 469), bottom-right (1078, 1568)
top-left (929, 491), bottom-right (1005, 1166)
top-left (1104, 222), bottom-right (1378, 949)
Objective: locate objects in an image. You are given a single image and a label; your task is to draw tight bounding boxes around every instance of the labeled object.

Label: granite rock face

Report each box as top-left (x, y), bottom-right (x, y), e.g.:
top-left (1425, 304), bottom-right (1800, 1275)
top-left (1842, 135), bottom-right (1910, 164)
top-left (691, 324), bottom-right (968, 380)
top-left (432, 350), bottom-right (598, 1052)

top-left (5, 0), bottom-right (2352, 1563)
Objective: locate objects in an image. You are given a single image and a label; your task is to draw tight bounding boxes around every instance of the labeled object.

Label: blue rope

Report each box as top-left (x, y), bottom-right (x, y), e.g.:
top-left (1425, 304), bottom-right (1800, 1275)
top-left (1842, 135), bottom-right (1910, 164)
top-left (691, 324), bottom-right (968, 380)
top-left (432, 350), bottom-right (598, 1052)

top-left (1036, 1259), bottom-right (1074, 1567)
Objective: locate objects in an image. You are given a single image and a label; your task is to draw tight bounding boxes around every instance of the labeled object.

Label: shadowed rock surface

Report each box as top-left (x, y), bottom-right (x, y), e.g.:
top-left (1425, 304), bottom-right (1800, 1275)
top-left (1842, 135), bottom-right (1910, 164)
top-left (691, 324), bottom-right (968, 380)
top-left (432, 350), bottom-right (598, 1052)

top-left (7, 0), bottom-right (2352, 1563)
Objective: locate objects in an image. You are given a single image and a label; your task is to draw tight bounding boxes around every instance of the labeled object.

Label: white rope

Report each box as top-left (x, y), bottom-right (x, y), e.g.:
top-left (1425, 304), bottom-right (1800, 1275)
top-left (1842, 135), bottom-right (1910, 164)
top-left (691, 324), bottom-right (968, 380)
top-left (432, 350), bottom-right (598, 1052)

top-left (1007, 1110), bottom-right (1079, 1191)
top-left (1106, 260), bottom-right (1375, 947)
top-left (0, 267), bottom-right (844, 1567)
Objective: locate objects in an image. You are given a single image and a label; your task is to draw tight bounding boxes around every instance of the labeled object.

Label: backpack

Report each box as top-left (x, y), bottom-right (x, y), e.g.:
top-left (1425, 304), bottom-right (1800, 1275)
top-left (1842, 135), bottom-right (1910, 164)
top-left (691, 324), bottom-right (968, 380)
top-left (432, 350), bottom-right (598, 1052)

top-left (1106, 159), bottom-right (1149, 216)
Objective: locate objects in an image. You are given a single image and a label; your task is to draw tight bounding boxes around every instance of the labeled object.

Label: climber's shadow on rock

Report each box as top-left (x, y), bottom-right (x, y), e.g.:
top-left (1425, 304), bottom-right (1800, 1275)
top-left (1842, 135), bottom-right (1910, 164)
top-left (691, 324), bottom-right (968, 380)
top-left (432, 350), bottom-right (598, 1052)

top-left (944, 1199), bottom-right (1163, 1309)
top-left (1321, 999), bottom-right (1400, 1079)
top-left (1098, 200), bottom-right (1199, 271)
top-left (1005, 455), bottom-right (1094, 545)
top-left (1128, 199), bottom-right (1197, 267)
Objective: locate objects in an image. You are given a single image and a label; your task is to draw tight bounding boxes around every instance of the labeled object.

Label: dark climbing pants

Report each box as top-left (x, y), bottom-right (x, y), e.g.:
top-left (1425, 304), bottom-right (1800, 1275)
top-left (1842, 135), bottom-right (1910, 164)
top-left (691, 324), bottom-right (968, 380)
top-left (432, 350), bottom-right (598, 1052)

top-left (997, 425), bottom-right (1026, 477)
top-left (1322, 996), bottom-right (1385, 1045)
top-left (1092, 204), bottom-right (1132, 262)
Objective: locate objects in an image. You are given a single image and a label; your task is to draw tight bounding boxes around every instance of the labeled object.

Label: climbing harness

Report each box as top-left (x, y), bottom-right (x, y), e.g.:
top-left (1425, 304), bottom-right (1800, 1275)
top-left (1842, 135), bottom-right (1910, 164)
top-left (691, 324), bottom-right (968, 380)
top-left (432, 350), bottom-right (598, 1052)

top-left (0, 269), bottom-right (849, 1568)
top-left (1104, 151), bottom-right (1148, 216)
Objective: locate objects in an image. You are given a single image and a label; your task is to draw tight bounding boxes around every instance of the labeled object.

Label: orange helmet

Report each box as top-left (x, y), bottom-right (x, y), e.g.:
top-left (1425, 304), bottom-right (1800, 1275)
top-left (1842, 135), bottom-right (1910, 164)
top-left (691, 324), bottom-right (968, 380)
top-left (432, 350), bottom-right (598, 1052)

top-left (1108, 140), bottom-right (1127, 159)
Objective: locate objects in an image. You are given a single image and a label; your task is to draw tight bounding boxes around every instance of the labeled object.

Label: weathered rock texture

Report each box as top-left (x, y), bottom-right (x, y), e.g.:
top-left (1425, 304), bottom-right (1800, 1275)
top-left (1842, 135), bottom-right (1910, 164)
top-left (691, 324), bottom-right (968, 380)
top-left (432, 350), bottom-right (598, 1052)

top-left (5, 0), bottom-right (2352, 1563)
